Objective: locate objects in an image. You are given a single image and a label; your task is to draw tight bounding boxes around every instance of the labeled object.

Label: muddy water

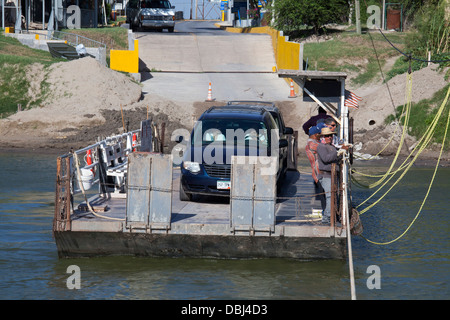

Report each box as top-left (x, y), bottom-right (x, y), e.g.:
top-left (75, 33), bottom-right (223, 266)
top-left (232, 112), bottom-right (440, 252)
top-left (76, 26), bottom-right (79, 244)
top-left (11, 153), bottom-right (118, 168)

top-left (0, 152), bottom-right (448, 300)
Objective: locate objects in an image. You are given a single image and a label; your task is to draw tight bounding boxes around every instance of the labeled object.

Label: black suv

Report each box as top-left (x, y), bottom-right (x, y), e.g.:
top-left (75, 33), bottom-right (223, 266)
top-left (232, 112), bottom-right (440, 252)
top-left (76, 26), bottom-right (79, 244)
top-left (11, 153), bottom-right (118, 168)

top-left (226, 101), bottom-right (294, 143)
top-left (177, 102), bottom-right (293, 201)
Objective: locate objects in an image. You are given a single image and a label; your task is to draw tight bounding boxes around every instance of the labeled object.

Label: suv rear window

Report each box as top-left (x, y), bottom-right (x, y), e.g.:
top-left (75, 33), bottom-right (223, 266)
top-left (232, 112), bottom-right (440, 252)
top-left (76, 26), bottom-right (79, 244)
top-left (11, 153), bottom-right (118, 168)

top-left (192, 119), bottom-right (269, 147)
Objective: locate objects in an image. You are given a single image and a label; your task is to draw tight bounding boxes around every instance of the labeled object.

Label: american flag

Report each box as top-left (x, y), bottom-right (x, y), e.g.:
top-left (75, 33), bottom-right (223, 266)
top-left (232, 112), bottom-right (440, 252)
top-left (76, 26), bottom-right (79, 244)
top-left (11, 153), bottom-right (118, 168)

top-left (344, 90), bottom-right (362, 109)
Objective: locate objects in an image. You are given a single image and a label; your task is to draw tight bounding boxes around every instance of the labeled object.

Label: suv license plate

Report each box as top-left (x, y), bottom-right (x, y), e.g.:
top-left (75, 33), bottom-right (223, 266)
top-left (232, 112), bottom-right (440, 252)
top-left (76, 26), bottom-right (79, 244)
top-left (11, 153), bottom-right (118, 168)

top-left (217, 181), bottom-right (231, 190)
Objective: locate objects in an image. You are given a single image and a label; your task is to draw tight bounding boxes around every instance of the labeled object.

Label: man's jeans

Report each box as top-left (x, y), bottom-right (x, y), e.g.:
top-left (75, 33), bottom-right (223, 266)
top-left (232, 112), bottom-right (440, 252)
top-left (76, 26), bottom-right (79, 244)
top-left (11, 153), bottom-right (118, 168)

top-left (318, 175), bottom-right (331, 218)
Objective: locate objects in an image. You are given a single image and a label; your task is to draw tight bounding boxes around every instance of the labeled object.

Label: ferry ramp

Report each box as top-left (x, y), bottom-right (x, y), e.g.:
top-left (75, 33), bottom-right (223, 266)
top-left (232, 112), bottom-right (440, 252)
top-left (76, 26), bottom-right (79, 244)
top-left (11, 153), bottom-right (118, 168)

top-left (136, 21), bottom-right (290, 102)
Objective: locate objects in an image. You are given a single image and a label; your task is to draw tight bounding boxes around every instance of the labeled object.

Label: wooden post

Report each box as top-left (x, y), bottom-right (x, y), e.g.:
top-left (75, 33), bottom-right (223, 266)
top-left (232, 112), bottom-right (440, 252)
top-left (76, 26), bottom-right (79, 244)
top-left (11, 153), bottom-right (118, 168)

top-left (64, 157), bottom-right (72, 231)
top-left (355, 0), bottom-right (361, 34)
top-left (160, 122), bottom-right (166, 154)
top-left (53, 157), bottom-right (62, 233)
top-left (331, 163), bottom-right (336, 229)
top-left (340, 161), bottom-right (346, 228)
top-left (53, 157), bottom-right (72, 232)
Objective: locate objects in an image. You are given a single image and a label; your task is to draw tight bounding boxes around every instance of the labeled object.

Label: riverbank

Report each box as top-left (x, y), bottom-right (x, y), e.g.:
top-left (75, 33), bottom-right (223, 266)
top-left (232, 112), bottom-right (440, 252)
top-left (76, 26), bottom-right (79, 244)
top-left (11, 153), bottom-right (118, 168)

top-left (0, 54), bottom-right (448, 166)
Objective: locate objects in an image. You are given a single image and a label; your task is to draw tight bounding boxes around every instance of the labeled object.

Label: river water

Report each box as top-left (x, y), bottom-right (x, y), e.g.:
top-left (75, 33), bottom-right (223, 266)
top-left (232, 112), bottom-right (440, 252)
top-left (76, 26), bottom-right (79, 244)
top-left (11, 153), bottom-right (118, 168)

top-left (0, 151), bottom-right (448, 300)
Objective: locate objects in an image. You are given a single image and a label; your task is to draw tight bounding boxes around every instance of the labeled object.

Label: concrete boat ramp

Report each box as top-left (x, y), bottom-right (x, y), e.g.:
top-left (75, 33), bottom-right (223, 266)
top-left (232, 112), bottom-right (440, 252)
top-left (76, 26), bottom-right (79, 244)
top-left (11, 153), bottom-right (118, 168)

top-left (54, 149), bottom-right (347, 260)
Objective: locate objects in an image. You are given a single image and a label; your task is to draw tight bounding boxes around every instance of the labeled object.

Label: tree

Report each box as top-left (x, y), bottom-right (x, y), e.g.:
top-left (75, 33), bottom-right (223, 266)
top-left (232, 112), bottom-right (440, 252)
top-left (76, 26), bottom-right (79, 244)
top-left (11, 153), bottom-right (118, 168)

top-left (268, 0), bottom-right (350, 34)
top-left (406, 0), bottom-right (449, 58)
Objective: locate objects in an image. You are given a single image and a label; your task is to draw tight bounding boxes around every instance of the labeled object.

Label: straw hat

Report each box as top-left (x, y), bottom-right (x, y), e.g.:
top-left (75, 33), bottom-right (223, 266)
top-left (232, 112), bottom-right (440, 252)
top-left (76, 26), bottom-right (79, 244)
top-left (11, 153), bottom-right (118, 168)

top-left (319, 127), bottom-right (336, 136)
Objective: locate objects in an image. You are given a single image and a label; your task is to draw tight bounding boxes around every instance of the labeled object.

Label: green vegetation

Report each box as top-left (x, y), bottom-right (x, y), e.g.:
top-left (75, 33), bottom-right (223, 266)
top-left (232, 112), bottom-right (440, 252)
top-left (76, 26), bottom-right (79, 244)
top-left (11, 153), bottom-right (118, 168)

top-left (268, 0), bottom-right (349, 34)
top-left (303, 27), bottom-right (449, 149)
top-left (405, 0), bottom-right (449, 58)
top-left (0, 25), bottom-right (129, 118)
top-left (403, 0), bottom-right (450, 80)
top-left (276, 0), bottom-right (449, 147)
top-left (59, 26), bottom-right (129, 66)
top-left (303, 31), bottom-right (408, 85)
top-left (60, 26), bottom-right (129, 56)
top-left (0, 34), bottom-right (64, 118)
top-left (274, 0), bottom-right (449, 83)
top-left (385, 56), bottom-right (428, 81)
top-left (385, 84), bottom-right (450, 149)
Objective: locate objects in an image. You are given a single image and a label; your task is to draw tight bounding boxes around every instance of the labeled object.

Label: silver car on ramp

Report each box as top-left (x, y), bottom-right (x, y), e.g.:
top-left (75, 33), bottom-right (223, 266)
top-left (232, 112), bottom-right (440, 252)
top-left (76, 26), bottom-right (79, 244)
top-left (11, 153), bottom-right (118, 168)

top-left (126, 0), bottom-right (176, 32)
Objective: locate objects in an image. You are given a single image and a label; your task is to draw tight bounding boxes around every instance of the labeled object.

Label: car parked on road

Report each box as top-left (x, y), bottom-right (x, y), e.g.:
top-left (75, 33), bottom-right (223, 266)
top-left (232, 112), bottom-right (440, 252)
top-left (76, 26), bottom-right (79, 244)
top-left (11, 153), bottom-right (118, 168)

top-left (177, 103), bottom-right (293, 201)
top-left (126, 0), bottom-right (176, 32)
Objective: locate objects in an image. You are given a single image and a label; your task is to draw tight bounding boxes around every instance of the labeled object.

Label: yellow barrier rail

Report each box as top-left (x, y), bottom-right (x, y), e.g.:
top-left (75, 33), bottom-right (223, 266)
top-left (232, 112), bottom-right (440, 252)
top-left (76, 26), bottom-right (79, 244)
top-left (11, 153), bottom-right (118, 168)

top-left (216, 24), bottom-right (301, 74)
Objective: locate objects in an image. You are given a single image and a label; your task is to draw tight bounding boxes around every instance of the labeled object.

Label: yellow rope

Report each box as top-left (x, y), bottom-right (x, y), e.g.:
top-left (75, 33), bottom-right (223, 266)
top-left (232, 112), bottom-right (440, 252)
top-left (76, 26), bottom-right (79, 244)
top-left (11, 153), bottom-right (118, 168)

top-left (361, 86), bottom-right (450, 245)
top-left (357, 85), bottom-right (448, 213)
top-left (352, 73), bottom-right (414, 187)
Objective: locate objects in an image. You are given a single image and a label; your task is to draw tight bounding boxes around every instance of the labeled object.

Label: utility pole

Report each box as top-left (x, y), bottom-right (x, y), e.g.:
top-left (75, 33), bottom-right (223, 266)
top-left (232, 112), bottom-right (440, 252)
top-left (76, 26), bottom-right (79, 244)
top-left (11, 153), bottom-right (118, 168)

top-left (2, 0), bottom-right (4, 30)
top-left (355, 0), bottom-right (361, 34)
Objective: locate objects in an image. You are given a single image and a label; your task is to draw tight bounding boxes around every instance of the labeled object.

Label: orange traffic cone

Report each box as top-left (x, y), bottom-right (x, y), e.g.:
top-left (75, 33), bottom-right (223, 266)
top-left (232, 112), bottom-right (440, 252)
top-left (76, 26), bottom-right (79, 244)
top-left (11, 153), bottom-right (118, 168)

top-left (205, 82), bottom-right (215, 102)
top-left (288, 79), bottom-right (297, 98)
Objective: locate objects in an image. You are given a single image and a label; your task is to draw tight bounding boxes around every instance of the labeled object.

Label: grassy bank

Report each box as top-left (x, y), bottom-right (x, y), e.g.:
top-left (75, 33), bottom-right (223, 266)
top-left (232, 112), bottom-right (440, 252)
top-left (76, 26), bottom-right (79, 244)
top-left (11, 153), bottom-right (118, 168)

top-left (60, 26), bottom-right (129, 57)
top-left (0, 34), bottom-right (64, 118)
top-left (386, 84), bottom-right (450, 149)
top-left (302, 30), bottom-right (408, 85)
top-left (0, 26), bottom-right (129, 118)
top-left (302, 29), bottom-right (449, 149)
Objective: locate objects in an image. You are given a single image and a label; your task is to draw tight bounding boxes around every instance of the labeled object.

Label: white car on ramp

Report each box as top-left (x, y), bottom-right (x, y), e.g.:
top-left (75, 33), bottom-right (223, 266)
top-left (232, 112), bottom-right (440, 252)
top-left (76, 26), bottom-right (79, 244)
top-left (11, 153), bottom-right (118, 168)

top-left (126, 0), bottom-right (176, 32)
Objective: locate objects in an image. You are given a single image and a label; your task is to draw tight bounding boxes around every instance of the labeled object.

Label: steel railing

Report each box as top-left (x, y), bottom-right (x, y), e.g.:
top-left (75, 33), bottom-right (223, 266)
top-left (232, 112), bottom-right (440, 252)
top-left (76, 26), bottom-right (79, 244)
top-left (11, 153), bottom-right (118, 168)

top-left (50, 30), bottom-right (106, 51)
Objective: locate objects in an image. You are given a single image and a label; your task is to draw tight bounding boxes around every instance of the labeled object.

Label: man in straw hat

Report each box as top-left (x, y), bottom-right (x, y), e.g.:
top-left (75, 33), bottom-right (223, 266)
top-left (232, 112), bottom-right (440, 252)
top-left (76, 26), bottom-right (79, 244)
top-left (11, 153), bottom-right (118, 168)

top-left (316, 126), bottom-right (350, 224)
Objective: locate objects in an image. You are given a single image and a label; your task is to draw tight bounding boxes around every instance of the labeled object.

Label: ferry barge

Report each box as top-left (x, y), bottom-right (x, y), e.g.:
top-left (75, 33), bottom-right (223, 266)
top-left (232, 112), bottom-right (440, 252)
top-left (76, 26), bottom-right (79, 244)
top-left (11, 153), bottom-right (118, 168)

top-left (53, 70), bottom-right (360, 259)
